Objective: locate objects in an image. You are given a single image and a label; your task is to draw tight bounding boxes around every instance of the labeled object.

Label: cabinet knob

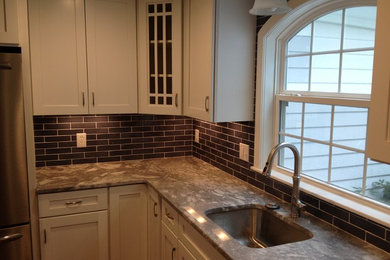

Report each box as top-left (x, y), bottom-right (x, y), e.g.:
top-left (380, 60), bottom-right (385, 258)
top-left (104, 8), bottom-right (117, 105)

top-left (92, 92), bottom-right (95, 106)
top-left (153, 202), bottom-right (158, 217)
top-left (175, 93), bottom-right (178, 107)
top-left (205, 96), bottom-right (210, 112)
top-left (171, 247), bottom-right (176, 260)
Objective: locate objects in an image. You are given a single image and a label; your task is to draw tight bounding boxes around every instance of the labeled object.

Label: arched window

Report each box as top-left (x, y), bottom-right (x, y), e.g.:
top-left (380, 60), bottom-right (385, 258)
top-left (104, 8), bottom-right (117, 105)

top-left (254, 0), bottom-right (390, 224)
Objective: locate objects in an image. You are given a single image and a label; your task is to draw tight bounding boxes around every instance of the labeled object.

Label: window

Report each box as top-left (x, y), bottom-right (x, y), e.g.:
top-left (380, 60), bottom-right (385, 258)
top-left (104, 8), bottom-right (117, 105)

top-left (254, 0), bottom-right (390, 221)
top-left (277, 6), bottom-right (390, 206)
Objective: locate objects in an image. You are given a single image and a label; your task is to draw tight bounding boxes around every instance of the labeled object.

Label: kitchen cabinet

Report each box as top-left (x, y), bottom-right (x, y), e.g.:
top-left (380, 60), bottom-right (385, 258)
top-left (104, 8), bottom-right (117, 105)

top-left (0, 0), bottom-right (19, 44)
top-left (137, 0), bottom-right (182, 115)
top-left (161, 222), bottom-right (179, 260)
top-left (109, 184), bottom-right (147, 260)
top-left (367, 0), bottom-right (390, 164)
top-left (38, 189), bottom-right (109, 260)
top-left (147, 186), bottom-right (161, 260)
top-left (29, 0), bottom-right (137, 115)
top-left (161, 199), bottom-right (226, 260)
top-left (182, 0), bottom-right (255, 122)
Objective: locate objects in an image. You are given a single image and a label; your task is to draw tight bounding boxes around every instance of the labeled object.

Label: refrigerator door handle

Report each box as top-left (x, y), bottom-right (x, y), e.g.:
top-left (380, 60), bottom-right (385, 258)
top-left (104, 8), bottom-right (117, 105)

top-left (0, 233), bottom-right (23, 244)
top-left (0, 63), bottom-right (12, 70)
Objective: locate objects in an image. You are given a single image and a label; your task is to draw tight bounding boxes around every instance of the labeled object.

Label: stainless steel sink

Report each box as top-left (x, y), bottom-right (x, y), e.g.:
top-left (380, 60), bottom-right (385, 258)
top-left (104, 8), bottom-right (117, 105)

top-left (205, 205), bottom-right (313, 248)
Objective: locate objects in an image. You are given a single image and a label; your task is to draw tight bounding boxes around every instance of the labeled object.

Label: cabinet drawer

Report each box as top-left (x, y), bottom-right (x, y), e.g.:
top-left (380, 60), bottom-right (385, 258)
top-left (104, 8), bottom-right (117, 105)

top-left (38, 188), bottom-right (108, 217)
top-left (179, 216), bottom-right (226, 260)
top-left (162, 199), bottom-right (179, 236)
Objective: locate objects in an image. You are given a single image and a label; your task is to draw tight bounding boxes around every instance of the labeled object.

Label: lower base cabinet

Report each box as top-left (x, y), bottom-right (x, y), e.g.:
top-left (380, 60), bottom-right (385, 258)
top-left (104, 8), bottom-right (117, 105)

top-left (38, 186), bottom-right (225, 260)
top-left (38, 189), bottom-right (109, 260)
top-left (109, 184), bottom-right (147, 260)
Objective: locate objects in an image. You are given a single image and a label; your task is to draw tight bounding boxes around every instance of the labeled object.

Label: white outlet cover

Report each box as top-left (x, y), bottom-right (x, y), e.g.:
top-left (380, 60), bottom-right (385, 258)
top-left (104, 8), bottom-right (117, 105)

top-left (195, 129), bottom-right (200, 143)
top-left (239, 143), bottom-right (249, 162)
top-left (76, 133), bottom-right (87, 148)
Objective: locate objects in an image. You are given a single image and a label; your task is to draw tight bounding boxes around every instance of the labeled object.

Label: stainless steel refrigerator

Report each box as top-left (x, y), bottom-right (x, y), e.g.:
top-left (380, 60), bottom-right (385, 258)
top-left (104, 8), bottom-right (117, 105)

top-left (0, 47), bottom-right (32, 260)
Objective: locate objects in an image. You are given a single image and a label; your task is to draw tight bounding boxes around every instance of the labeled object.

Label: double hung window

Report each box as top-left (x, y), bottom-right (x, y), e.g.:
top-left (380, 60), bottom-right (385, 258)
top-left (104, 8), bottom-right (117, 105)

top-left (255, 1), bottom-right (390, 208)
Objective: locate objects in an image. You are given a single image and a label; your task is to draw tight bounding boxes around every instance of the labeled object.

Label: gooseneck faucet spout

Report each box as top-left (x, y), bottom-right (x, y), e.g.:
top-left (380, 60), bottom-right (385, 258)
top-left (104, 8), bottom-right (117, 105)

top-left (262, 142), bottom-right (305, 218)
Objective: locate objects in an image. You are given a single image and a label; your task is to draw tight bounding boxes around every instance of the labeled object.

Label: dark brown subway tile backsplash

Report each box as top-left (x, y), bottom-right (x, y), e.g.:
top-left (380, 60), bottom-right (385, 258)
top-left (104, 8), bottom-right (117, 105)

top-left (34, 114), bottom-right (193, 167)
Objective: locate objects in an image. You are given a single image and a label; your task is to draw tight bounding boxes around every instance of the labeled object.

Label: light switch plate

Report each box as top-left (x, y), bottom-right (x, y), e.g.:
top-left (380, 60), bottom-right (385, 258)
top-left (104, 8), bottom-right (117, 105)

top-left (239, 143), bottom-right (249, 162)
top-left (194, 129), bottom-right (200, 143)
top-left (76, 133), bottom-right (87, 148)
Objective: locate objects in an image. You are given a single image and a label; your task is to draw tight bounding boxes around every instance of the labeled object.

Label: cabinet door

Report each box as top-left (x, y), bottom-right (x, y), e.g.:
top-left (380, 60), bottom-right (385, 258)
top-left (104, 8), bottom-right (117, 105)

top-left (40, 211), bottom-right (109, 260)
top-left (85, 0), bottom-right (138, 114)
top-left (161, 222), bottom-right (178, 260)
top-left (183, 0), bottom-right (255, 122)
top-left (178, 241), bottom-right (196, 260)
top-left (0, 0), bottom-right (18, 44)
top-left (366, 0), bottom-right (390, 163)
top-left (29, 0), bottom-right (88, 115)
top-left (137, 0), bottom-right (182, 115)
top-left (147, 187), bottom-right (161, 260)
top-left (183, 0), bottom-right (214, 121)
top-left (110, 185), bottom-right (147, 260)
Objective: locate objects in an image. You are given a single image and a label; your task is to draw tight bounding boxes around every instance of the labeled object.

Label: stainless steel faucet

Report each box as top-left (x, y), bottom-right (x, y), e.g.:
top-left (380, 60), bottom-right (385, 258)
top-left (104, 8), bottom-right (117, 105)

top-left (262, 142), bottom-right (305, 218)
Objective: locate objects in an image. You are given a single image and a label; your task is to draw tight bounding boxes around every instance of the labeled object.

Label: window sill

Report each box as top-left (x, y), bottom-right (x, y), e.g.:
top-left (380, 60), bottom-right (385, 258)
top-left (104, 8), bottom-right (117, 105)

top-left (251, 166), bottom-right (390, 228)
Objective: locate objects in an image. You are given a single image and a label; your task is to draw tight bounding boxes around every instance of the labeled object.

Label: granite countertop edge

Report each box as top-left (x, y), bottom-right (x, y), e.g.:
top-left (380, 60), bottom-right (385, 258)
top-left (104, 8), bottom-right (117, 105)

top-left (35, 156), bottom-right (390, 260)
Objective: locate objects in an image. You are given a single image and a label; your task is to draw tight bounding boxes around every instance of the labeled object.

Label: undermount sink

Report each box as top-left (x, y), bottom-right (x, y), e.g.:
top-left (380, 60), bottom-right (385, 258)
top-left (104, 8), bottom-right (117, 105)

top-left (205, 205), bottom-right (313, 248)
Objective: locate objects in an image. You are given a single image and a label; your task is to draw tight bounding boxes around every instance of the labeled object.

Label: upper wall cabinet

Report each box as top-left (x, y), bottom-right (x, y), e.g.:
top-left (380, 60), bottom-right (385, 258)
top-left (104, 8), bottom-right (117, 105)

top-left (29, 0), bottom-right (137, 115)
top-left (367, 0), bottom-right (390, 164)
top-left (0, 0), bottom-right (19, 44)
top-left (137, 0), bottom-right (182, 115)
top-left (183, 0), bottom-right (255, 122)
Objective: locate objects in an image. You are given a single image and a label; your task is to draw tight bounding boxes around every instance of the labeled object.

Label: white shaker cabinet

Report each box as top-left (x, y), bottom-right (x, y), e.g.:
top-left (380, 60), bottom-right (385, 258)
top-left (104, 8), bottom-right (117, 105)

top-left (29, 0), bottom-right (138, 115)
top-left (137, 0), bottom-right (182, 115)
top-left (183, 0), bottom-right (256, 122)
top-left (367, 0), bottom-right (390, 164)
top-left (109, 185), bottom-right (147, 260)
top-left (85, 0), bottom-right (138, 114)
top-left (0, 0), bottom-right (19, 44)
top-left (39, 212), bottom-right (109, 260)
top-left (38, 189), bottom-right (109, 260)
top-left (29, 0), bottom-right (88, 115)
top-left (147, 187), bottom-right (161, 260)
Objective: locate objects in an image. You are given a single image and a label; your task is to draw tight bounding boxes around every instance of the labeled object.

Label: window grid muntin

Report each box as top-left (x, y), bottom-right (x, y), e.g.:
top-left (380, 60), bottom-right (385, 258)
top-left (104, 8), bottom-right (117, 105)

top-left (283, 7), bottom-right (375, 99)
top-left (147, 3), bottom-right (174, 106)
top-left (277, 95), bottom-right (372, 196)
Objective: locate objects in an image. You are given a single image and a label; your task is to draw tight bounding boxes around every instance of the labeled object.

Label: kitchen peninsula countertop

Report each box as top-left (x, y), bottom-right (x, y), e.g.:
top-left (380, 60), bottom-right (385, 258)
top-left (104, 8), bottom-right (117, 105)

top-left (36, 157), bottom-right (390, 259)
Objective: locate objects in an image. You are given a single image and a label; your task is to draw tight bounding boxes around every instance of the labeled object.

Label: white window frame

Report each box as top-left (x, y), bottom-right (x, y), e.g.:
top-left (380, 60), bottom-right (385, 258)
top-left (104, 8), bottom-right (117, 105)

top-left (252, 0), bottom-right (390, 227)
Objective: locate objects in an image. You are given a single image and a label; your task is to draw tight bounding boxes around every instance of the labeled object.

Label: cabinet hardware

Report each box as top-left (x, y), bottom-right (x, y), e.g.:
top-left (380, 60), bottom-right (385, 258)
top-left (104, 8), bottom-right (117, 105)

top-left (65, 200), bottom-right (82, 207)
top-left (171, 247), bottom-right (176, 260)
top-left (153, 202), bottom-right (158, 217)
top-left (82, 92), bottom-right (85, 107)
top-left (205, 96), bottom-right (209, 112)
top-left (166, 212), bottom-right (174, 221)
top-left (44, 230), bottom-right (47, 244)
top-left (0, 233), bottom-right (23, 244)
top-left (0, 63), bottom-right (12, 70)
top-left (92, 92), bottom-right (95, 106)
top-left (175, 93), bottom-right (178, 107)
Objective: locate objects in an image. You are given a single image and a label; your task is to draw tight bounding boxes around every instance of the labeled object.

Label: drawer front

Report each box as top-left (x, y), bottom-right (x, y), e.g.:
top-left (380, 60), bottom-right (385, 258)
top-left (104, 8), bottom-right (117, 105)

top-left (38, 188), bottom-right (108, 217)
top-left (179, 216), bottom-right (226, 260)
top-left (162, 199), bottom-right (179, 236)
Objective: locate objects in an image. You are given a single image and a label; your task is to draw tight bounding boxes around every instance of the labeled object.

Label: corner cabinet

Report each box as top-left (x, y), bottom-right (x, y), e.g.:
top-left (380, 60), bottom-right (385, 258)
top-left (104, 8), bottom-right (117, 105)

top-left (137, 0), bottom-right (182, 115)
top-left (109, 185), bottom-right (147, 260)
top-left (367, 0), bottom-right (390, 164)
top-left (29, 0), bottom-right (138, 115)
top-left (0, 0), bottom-right (19, 44)
top-left (183, 0), bottom-right (256, 122)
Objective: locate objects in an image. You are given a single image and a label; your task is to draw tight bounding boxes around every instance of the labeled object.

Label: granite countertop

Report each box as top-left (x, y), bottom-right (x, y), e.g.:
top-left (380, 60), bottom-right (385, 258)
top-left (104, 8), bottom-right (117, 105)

top-left (36, 157), bottom-right (390, 259)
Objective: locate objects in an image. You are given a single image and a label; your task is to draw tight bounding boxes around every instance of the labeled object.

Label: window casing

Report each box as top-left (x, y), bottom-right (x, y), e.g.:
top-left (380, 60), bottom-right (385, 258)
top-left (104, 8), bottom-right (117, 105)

top-left (253, 0), bottom-right (390, 225)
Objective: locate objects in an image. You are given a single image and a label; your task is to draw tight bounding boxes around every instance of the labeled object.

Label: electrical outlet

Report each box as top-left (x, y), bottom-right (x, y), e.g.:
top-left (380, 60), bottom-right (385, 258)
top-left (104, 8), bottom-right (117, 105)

top-left (194, 129), bottom-right (200, 143)
top-left (239, 143), bottom-right (249, 162)
top-left (76, 133), bottom-right (87, 148)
